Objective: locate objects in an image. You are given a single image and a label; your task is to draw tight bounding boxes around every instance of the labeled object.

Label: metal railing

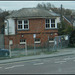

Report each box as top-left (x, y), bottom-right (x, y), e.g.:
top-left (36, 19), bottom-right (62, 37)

top-left (0, 35), bottom-right (69, 58)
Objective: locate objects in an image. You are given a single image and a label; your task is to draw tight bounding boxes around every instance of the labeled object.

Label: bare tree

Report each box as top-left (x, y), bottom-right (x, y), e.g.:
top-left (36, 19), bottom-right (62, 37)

top-left (36, 2), bottom-right (55, 10)
top-left (36, 2), bottom-right (72, 16)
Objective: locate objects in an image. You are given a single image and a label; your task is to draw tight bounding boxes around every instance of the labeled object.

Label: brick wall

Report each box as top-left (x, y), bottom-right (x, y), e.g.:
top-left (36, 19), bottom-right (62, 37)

top-left (4, 18), bottom-right (58, 49)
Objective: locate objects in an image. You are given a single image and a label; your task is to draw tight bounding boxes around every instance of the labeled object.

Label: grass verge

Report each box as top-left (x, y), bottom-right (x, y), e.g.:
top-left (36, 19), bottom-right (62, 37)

top-left (0, 50), bottom-right (58, 60)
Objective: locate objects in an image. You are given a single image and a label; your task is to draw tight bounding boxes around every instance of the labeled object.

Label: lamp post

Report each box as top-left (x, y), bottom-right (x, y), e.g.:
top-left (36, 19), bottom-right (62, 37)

top-left (5, 19), bottom-right (11, 57)
top-left (5, 20), bottom-right (9, 44)
top-left (5, 20), bottom-right (9, 46)
top-left (5, 19), bottom-right (9, 43)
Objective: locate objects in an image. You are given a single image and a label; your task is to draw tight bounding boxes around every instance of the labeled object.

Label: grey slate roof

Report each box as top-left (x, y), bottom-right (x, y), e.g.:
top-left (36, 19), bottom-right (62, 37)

top-left (64, 15), bottom-right (75, 24)
top-left (6, 8), bottom-right (60, 19)
top-left (49, 9), bottom-right (60, 17)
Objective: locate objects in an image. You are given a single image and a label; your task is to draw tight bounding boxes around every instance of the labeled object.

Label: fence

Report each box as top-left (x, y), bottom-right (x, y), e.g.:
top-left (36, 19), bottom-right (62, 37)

top-left (0, 34), bottom-right (4, 48)
top-left (54, 35), bottom-right (69, 50)
top-left (8, 43), bottom-right (47, 57)
top-left (1, 35), bottom-right (69, 58)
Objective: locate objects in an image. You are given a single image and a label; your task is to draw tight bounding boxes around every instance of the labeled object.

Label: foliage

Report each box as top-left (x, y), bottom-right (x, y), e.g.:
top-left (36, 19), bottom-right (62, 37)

top-left (0, 11), bottom-right (9, 34)
top-left (64, 9), bottom-right (72, 15)
top-left (36, 2), bottom-right (72, 15)
top-left (36, 2), bottom-right (55, 10)
top-left (36, 2), bottom-right (73, 35)
top-left (58, 21), bottom-right (73, 35)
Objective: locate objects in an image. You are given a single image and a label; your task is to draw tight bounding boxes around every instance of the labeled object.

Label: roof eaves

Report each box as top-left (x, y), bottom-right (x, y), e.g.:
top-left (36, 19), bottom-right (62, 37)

top-left (63, 16), bottom-right (72, 24)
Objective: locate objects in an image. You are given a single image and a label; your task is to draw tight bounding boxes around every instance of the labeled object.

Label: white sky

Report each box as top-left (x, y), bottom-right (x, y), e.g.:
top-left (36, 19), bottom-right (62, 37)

top-left (0, 1), bottom-right (75, 11)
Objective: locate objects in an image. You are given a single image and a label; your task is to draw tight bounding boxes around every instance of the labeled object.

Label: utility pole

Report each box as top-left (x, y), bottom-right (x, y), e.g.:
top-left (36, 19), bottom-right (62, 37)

top-left (5, 20), bottom-right (9, 48)
top-left (7, 19), bottom-right (9, 49)
top-left (60, 4), bottom-right (63, 28)
top-left (5, 19), bottom-right (12, 57)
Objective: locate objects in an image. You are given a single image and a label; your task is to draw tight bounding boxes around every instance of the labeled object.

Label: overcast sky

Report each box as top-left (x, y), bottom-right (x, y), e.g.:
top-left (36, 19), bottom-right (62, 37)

top-left (0, 1), bottom-right (75, 11)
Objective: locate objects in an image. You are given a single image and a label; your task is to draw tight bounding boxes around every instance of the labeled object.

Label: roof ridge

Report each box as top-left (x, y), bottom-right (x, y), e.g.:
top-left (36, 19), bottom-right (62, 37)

top-left (6, 8), bottom-right (59, 18)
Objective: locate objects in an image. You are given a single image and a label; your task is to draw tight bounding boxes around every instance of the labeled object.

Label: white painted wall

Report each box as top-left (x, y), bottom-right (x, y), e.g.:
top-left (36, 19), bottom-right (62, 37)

top-left (55, 19), bottom-right (57, 28)
top-left (73, 21), bottom-right (75, 26)
top-left (56, 17), bottom-right (61, 23)
top-left (55, 17), bottom-right (60, 28)
top-left (5, 18), bottom-right (15, 35)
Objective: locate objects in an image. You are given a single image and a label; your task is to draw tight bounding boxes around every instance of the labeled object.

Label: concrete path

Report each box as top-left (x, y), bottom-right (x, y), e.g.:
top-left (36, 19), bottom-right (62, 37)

top-left (0, 48), bottom-right (75, 64)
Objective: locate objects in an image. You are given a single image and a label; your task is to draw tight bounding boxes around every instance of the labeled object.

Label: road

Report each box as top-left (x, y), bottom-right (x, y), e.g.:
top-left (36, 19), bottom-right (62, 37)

top-left (0, 54), bottom-right (75, 74)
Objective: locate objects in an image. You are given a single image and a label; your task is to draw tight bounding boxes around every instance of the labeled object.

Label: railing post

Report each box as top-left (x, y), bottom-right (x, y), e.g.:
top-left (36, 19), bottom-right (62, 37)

top-left (25, 42), bottom-right (27, 56)
top-left (53, 37), bottom-right (57, 51)
top-left (33, 34), bottom-right (36, 55)
top-left (9, 44), bottom-right (11, 58)
top-left (34, 38), bottom-right (36, 55)
top-left (48, 36), bottom-right (49, 51)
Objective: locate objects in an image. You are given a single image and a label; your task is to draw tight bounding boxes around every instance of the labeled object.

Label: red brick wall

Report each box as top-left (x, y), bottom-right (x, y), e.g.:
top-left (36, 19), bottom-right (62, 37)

top-left (4, 18), bottom-right (58, 49)
top-left (17, 18), bottom-right (58, 34)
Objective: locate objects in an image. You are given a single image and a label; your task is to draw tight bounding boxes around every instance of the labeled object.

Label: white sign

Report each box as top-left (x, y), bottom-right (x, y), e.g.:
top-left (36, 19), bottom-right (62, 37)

top-left (9, 40), bottom-right (13, 45)
top-left (54, 41), bottom-right (57, 45)
top-left (65, 36), bottom-right (68, 40)
top-left (33, 34), bottom-right (36, 38)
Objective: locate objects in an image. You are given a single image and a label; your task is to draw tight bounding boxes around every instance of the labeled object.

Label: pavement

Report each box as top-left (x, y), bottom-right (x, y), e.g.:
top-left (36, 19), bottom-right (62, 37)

top-left (0, 48), bottom-right (75, 64)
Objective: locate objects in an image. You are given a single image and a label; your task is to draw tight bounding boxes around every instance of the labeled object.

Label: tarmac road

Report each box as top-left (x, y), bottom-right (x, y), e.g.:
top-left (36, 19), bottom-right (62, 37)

top-left (0, 54), bottom-right (75, 74)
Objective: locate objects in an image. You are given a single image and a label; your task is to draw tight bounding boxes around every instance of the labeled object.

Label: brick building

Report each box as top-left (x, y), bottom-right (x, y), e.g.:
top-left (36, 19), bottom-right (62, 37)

top-left (4, 8), bottom-right (60, 48)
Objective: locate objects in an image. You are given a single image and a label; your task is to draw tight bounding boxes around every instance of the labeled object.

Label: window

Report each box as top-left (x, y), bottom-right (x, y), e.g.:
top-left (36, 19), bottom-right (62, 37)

top-left (35, 38), bottom-right (41, 44)
top-left (51, 19), bottom-right (55, 28)
top-left (46, 19), bottom-right (50, 28)
top-left (20, 39), bottom-right (26, 44)
top-left (24, 20), bottom-right (28, 29)
top-left (17, 20), bottom-right (29, 30)
top-left (18, 21), bottom-right (22, 29)
top-left (45, 19), bottom-right (55, 29)
top-left (49, 38), bottom-right (54, 43)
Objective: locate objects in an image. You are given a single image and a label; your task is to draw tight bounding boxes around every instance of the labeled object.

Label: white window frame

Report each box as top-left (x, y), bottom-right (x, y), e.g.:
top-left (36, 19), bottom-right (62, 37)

top-left (35, 38), bottom-right (41, 44)
top-left (49, 40), bottom-right (54, 43)
top-left (5, 22), bottom-right (7, 29)
top-left (45, 19), bottom-right (56, 29)
top-left (51, 19), bottom-right (55, 28)
top-left (20, 39), bottom-right (26, 44)
top-left (17, 20), bottom-right (29, 30)
top-left (49, 38), bottom-right (54, 43)
top-left (17, 20), bottom-right (22, 30)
